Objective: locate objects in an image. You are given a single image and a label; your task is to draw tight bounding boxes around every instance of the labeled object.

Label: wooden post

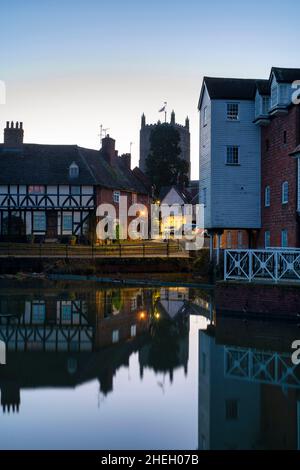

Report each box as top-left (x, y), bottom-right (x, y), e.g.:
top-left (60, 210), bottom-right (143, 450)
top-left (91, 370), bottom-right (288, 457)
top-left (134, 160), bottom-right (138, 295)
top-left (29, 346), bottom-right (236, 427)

top-left (216, 233), bottom-right (221, 265)
top-left (209, 234), bottom-right (214, 262)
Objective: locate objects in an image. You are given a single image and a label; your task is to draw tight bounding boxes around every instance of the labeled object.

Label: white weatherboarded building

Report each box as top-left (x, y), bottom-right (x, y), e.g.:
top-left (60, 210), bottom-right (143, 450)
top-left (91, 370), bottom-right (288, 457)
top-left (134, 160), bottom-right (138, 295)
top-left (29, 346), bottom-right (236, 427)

top-left (198, 77), bottom-right (262, 251)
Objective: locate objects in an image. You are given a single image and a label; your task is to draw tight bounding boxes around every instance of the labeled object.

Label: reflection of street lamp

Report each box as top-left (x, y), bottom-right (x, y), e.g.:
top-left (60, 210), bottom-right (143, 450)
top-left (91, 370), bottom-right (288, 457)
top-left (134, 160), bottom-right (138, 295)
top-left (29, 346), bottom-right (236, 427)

top-left (139, 311), bottom-right (146, 320)
top-left (154, 312), bottom-right (160, 320)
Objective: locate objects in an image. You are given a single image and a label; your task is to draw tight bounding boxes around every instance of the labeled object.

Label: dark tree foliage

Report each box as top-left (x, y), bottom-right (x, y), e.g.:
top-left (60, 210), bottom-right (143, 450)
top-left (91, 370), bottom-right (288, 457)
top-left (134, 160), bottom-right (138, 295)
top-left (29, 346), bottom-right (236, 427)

top-left (145, 123), bottom-right (189, 195)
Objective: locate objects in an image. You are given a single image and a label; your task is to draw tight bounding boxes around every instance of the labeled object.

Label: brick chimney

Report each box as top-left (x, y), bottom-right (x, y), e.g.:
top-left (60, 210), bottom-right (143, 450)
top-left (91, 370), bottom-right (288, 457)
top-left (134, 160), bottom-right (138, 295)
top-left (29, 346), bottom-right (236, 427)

top-left (120, 153), bottom-right (131, 169)
top-left (101, 134), bottom-right (116, 166)
top-left (4, 121), bottom-right (24, 148)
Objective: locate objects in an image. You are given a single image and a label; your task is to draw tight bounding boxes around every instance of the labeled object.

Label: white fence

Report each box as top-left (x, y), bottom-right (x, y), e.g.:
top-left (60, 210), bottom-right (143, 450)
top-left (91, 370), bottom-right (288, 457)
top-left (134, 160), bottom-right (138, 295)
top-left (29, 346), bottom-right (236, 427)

top-left (224, 249), bottom-right (300, 283)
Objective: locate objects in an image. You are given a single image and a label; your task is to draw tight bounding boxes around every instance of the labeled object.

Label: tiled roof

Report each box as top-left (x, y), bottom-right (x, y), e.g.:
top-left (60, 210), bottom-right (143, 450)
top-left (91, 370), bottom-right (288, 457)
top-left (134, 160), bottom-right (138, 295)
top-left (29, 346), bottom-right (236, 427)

top-left (256, 79), bottom-right (270, 96)
top-left (202, 77), bottom-right (258, 100)
top-left (271, 67), bottom-right (300, 83)
top-left (0, 143), bottom-right (148, 193)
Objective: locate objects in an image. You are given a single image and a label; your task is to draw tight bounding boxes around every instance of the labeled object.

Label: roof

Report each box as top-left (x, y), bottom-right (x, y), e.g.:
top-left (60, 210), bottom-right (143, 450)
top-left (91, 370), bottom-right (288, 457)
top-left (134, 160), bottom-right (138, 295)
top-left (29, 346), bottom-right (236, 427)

top-left (199, 77), bottom-right (258, 108)
top-left (0, 143), bottom-right (148, 193)
top-left (271, 67), bottom-right (300, 83)
top-left (256, 79), bottom-right (270, 96)
top-left (159, 185), bottom-right (193, 204)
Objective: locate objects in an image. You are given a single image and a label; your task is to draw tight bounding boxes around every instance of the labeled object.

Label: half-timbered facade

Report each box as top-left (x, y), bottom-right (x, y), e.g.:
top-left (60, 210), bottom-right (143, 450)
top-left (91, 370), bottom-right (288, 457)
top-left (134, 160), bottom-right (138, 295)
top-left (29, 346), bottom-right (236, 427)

top-left (0, 122), bottom-right (150, 241)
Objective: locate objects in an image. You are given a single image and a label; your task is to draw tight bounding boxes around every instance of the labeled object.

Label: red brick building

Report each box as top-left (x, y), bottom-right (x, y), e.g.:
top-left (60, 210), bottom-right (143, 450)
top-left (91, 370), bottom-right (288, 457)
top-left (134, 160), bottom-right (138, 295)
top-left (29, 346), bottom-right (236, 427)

top-left (256, 68), bottom-right (300, 248)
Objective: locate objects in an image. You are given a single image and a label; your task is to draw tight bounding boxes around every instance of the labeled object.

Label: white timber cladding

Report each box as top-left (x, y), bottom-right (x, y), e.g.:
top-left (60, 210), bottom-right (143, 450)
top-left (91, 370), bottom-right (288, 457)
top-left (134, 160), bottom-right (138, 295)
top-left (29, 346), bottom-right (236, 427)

top-left (199, 86), bottom-right (261, 230)
top-left (199, 85), bottom-right (212, 228)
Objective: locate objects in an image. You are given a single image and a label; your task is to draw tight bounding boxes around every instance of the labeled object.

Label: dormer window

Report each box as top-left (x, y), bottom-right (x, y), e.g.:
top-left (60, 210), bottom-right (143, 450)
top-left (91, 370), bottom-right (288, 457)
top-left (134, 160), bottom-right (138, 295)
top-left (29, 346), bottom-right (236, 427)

top-left (262, 96), bottom-right (270, 114)
top-left (69, 162), bottom-right (79, 178)
top-left (271, 81), bottom-right (278, 108)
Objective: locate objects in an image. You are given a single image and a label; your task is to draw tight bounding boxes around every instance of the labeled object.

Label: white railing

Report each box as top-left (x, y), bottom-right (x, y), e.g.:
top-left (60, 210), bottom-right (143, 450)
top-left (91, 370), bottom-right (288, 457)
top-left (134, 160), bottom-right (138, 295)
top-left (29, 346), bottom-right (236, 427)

top-left (225, 346), bottom-right (300, 389)
top-left (224, 249), bottom-right (300, 283)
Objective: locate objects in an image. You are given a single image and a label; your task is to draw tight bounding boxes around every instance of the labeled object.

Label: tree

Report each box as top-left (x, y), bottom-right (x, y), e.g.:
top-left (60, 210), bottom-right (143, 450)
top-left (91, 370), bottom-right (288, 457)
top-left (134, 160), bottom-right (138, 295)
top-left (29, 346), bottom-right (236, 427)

top-left (145, 123), bottom-right (189, 196)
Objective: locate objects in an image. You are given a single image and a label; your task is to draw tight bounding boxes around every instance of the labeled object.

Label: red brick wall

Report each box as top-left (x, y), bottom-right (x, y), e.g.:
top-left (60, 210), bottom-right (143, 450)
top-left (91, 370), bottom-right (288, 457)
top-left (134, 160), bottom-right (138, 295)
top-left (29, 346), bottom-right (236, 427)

top-left (258, 105), bottom-right (300, 248)
top-left (216, 282), bottom-right (300, 318)
top-left (96, 187), bottom-right (150, 240)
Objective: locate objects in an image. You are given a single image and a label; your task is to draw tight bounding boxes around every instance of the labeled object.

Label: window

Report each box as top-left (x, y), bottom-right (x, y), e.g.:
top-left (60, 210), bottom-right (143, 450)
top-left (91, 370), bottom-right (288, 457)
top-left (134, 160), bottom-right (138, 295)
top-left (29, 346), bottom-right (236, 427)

top-left (226, 231), bottom-right (232, 249)
top-left (227, 103), bottom-right (239, 120)
top-left (132, 193), bottom-right (137, 204)
top-left (69, 162), bottom-right (79, 178)
top-left (32, 302), bottom-right (45, 324)
top-left (282, 181), bottom-right (288, 204)
top-left (63, 213), bottom-right (73, 231)
top-left (283, 131), bottom-right (287, 145)
top-left (225, 399), bottom-right (238, 421)
top-left (265, 186), bottom-right (270, 207)
top-left (70, 185), bottom-right (80, 195)
top-left (203, 106), bottom-right (208, 126)
top-left (130, 325), bottom-right (137, 337)
top-left (266, 139), bottom-right (270, 152)
top-left (61, 303), bottom-right (72, 323)
top-left (226, 146), bottom-right (239, 165)
top-left (265, 230), bottom-right (270, 248)
top-left (237, 231), bottom-right (243, 248)
top-left (113, 191), bottom-right (120, 203)
top-left (271, 82), bottom-right (278, 108)
top-left (202, 187), bottom-right (207, 206)
top-left (33, 212), bottom-right (46, 231)
top-left (28, 185), bottom-right (45, 194)
top-left (281, 229), bottom-right (288, 248)
top-left (112, 330), bottom-right (119, 343)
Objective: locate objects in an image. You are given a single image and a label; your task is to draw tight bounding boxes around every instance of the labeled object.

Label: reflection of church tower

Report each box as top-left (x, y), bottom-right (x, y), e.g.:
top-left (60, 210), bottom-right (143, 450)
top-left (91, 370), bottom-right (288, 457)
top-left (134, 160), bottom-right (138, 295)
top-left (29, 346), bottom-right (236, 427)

top-left (1, 382), bottom-right (20, 413)
top-left (139, 111), bottom-right (191, 178)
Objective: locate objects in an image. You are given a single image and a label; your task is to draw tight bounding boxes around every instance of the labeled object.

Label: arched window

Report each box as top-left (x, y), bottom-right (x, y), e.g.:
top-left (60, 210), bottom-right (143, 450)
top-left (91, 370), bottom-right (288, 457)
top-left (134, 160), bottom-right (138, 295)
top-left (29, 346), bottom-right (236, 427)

top-left (69, 162), bottom-right (79, 179)
top-left (265, 186), bottom-right (270, 207)
top-left (282, 181), bottom-right (288, 204)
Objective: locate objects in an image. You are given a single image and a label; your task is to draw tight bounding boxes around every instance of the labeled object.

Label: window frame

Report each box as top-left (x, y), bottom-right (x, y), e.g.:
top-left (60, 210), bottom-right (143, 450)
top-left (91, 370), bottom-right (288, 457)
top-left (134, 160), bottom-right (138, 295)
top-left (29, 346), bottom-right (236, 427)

top-left (203, 106), bottom-right (208, 126)
top-left (265, 185), bottom-right (270, 207)
top-left (281, 229), bottom-right (288, 248)
top-left (113, 190), bottom-right (120, 204)
top-left (265, 230), bottom-right (271, 248)
top-left (282, 181), bottom-right (288, 204)
top-left (33, 212), bottom-right (46, 232)
top-left (226, 145), bottom-right (239, 165)
top-left (227, 103), bottom-right (239, 121)
top-left (63, 213), bottom-right (73, 231)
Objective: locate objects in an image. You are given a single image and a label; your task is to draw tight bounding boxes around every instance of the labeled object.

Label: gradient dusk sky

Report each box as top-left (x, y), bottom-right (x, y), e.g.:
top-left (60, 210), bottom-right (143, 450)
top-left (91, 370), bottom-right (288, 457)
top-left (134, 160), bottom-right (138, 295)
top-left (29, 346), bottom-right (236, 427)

top-left (0, 0), bottom-right (299, 178)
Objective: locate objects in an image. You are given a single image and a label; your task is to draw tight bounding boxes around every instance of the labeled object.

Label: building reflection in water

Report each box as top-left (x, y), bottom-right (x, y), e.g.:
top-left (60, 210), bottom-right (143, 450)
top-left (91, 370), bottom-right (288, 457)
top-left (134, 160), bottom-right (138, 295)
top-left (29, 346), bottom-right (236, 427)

top-left (0, 283), bottom-right (199, 414)
top-left (198, 284), bottom-right (300, 450)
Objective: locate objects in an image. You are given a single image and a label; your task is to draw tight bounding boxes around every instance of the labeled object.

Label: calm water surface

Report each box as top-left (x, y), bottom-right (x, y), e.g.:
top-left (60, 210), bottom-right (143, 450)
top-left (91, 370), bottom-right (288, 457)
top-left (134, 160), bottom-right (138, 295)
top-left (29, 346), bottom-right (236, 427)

top-left (0, 280), bottom-right (298, 450)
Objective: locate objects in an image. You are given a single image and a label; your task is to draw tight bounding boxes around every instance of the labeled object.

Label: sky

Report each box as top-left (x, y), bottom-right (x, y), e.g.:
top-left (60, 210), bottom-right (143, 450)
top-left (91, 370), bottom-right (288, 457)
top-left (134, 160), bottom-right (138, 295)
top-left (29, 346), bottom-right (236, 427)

top-left (0, 0), bottom-right (299, 179)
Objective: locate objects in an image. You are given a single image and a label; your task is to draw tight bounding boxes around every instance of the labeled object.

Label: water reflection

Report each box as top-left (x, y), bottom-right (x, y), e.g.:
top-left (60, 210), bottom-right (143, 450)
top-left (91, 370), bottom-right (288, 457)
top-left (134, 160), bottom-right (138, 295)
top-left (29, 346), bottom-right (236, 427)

top-left (198, 304), bottom-right (300, 450)
top-left (0, 283), bottom-right (203, 418)
top-left (0, 281), bottom-right (300, 450)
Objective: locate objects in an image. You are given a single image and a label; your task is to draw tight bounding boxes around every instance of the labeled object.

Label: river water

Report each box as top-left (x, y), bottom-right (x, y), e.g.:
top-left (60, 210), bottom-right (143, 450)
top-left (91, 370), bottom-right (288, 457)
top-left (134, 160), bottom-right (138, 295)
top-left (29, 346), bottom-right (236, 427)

top-left (0, 280), bottom-right (298, 450)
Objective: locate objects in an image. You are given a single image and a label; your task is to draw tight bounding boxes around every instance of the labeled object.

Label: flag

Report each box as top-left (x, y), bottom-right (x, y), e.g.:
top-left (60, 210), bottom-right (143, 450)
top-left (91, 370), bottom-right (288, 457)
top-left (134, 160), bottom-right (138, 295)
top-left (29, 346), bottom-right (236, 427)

top-left (159, 102), bottom-right (167, 112)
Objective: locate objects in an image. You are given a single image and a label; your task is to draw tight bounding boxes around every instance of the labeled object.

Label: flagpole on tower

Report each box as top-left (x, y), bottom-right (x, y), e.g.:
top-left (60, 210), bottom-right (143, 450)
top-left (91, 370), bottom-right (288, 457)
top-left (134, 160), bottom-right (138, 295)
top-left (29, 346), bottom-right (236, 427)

top-left (158, 101), bottom-right (167, 123)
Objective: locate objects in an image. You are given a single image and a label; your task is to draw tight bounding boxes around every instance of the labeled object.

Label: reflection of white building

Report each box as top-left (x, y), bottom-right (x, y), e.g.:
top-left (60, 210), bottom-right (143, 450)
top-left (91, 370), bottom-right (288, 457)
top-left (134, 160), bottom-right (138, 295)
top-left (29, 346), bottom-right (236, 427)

top-left (158, 287), bottom-right (189, 319)
top-left (198, 330), bottom-right (261, 450)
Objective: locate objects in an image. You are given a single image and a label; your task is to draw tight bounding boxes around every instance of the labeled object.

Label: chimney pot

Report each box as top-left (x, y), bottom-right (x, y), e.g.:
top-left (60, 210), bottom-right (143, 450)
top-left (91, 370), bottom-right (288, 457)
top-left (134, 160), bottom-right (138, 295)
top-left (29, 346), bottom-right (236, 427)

top-left (4, 120), bottom-right (24, 148)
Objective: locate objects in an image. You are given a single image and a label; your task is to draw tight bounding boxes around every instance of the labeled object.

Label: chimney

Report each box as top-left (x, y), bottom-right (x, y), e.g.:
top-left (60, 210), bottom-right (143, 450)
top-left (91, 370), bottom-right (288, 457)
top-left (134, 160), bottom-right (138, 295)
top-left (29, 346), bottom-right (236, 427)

top-left (101, 134), bottom-right (116, 165)
top-left (120, 153), bottom-right (131, 169)
top-left (4, 121), bottom-right (24, 148)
